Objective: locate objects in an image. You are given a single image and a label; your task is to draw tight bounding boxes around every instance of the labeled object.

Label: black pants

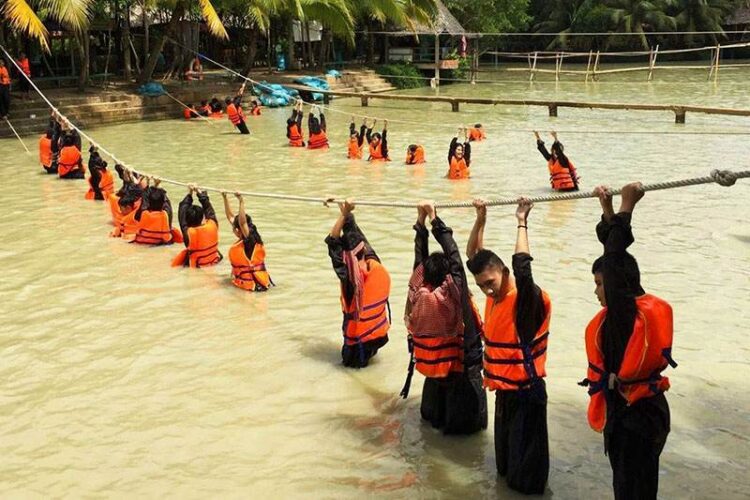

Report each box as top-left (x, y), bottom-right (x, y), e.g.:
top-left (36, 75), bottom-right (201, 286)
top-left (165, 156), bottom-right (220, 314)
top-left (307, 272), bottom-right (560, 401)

top-left (236, 120), bottom-right (250, 135)
top-left (421, 364), bottom-right (487, 435)
top-left (341, 335), bottom-right (388, 368)
top-left (59, 169), bottom-right (85, 179)
top-left (495, 381), bottom-right (549, 495)
top-left (607, 394), bottom-right (670, 500)
top-left (0, 85), bottom-right (10, 117)
top-left (19, 77), bottom-right (30, 93)
top-left (44, 164), bottom-right (58, 174)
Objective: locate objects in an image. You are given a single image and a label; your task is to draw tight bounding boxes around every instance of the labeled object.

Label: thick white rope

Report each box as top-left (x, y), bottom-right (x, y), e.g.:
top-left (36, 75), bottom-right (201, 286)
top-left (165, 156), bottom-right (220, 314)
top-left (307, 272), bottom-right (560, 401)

top-left (2, 44), bottom-right (747, 209)
top-left (162, 90), bottom-right (214, 125)
top-left (4, 117), bottom-right (31, 153)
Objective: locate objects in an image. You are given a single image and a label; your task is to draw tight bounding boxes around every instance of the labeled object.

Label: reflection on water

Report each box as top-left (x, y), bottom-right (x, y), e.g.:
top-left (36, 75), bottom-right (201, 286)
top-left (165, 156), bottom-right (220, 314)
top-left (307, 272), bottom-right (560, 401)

top-left (0, 70), bottom-right (749, 498)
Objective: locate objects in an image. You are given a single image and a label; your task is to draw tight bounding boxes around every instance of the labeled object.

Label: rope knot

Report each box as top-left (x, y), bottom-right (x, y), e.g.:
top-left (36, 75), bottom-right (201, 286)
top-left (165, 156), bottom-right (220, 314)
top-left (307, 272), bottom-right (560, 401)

top-left (711, 169), bottom-right (737, 187)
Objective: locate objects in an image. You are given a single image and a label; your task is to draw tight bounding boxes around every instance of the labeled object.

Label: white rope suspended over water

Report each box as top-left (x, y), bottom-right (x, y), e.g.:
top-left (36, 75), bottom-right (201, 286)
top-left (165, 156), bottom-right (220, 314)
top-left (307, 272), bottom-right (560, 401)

top-left (2, 44), bottom-right (748, 209)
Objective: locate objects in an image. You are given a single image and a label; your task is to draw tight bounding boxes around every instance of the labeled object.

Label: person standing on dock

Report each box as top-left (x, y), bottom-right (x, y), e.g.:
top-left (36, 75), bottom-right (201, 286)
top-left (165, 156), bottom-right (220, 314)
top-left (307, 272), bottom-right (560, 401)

top-left (366, 119), bottom-right (390, 161)
top-left (307, 105), bottom-right (329, 149)
top-left (466, 198), bottom-right (552, 495)
top-left (0, 59), bottom-right (11, 119)
top-left (287, 100), bottom-right (305, 147)
top-left (325, 199), bottom-right (390, 368)
top-left (225, 83), bottom-right (249, 135)
top-left (535, 131), bottom-right (579, 192)
top-left (401, 200), bottom-right (487, 434)
top-left (447, 127), bottom-right (471, 180)
top-left (15, 52), bottom-right (31, 100)
top-left (581, 183), bottom-right (675, 500)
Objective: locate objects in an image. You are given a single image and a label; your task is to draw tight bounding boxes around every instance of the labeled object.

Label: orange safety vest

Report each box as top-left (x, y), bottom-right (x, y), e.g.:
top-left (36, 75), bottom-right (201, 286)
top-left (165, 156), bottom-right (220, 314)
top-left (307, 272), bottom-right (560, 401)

top-left (226, 103), bottom-right (243, 125)
top-left (341, 259), bottom-right (391, 346)
top-left (347, 138), bottom-right (363, 159)
top-left (582, 294), bottom-right (676, 433)
top-left (288, 124), bottom-right (304, 147)
top-left (308, 131), bottom-right (329, 150)
top-left (18, 58), bottom-right (31, 76)
top-left (111, 203), bottom-right (141, 238)
top-left (183, 108), bottom-right (193, 120)
top-left (39, 135), bottom-right (52, 168)
top-left (250, 105), bottom-right (261, 116)
top-left (483, 288), bottom-right (552, 391)
top-left (0, 67), bottom-right (10, 85)
top-left (108, 194), bottom-right (123, 226)
top-left (468, 127), bottom-right (485, 142)
top-left (210, 111), bottom-right (223, 119)
top-left (132, 210), bottom-right (182, 245)
top-left (405, 146), bottom-right (426, 165)
top-left (57, 146), bottom-right (83, 177)
top-left (171, 219), bottom-right (223, 268)
top-left (229, 240), bottom-right (273, 291)
top-left (548, 159), bottom-right (576, 191)
top-left (85, 169), bottom-right (114, 200)
top-left (448, 156), bottom-right (470, 180)
top-left (368, 141), bottom-right (389, 161)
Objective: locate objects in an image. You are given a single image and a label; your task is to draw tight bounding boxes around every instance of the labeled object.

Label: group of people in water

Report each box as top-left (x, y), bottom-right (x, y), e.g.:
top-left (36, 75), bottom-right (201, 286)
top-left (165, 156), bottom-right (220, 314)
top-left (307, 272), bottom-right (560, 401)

top-left (183, 83), bottom-right (262, 134)
top-left (326, 188), bottom-right (674, 499)
top-left (36, 97), bottom-right (667, 499)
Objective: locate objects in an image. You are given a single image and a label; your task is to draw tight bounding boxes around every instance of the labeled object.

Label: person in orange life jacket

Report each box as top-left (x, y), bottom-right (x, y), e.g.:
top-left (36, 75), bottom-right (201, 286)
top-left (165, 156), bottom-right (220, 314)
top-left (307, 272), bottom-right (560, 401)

top-left (222, 192), bottom-right (274, 292)
top-left (110, 168), bottom-right (147, 237)
top-left (401, 200), bottom-right (488, 434)
top-left (249, 98), bottom-right (262, 116)
top-left (468, 124), bottom-right (485, 142)
top-left (39, 128), bottom-right (55, 173)
top-left (209, 97), bottom-right (223, 116)
top-left (16, 52), bottom-right (31, 100)
top-left (581, 183), bottom-right (674, 500)
top-left (447, 127), bottom-right (471, 179)
top-left (347, 116), bottom-right (367, 159)
top-left (57, 133), bottom-right (85, 179)
top-left (405, 144), bottom-right (426, 165)
top-left (85, 146), bottom-right (114, 200)
top-left (366, 119), bottom-right (390, 161)
top-left (0, 59), bottom-right (11, 119)
top-left (466, 198), bottom-right (551, 495)
top-left (46, 113), bottom-right (63, 173)
top-left (130, 177), bottom-right (181, 245)
top-left (174, 184), bottom-right (223, 267)
top-left (287, 100), bottom-right (305, 147)
top-left (307, 105), bottom-right (329, 149)
top-left (225, 83), bottom-right (250, 134)
top-left (535, 130), bottom-right (580, 192)
top-left (197, 100), bottom-right (210, 116)
top-left (325, 199), bottom-right (390, 368)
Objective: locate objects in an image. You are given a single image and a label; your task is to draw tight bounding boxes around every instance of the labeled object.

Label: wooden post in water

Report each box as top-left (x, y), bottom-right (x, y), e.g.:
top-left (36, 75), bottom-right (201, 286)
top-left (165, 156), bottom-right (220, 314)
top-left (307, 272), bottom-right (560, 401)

top-left (648, 45), bottom-right (659, 82)
top-left (585, 50), bottom-right (593, 83)
top-left (555, 52), bottom-right (560, 81)
top-left (548, 104), bottom-right (558, 117)
top-left (361, 95), bottom-right (369, 107)
top-left (530, 51), bottom-right (538, 82)
top-left (434, 34), bottom-right (440, 87)
top-left (451, 100), bottom-right (459, 112)
top-left (559, 53), bottom-right (565, 81)
top-left (714, 44), bottom-right (721, 84)
top-left (675, 108), bottom-right (686, 124)
top-left (593, 51), bottom-right (601, 81)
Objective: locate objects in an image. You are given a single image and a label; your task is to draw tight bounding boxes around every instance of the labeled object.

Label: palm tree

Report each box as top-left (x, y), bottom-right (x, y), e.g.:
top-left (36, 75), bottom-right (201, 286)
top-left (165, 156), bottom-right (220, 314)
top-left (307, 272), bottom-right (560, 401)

top-left (604, 0), bottom-right (676, 49)
top-left (666, 0), bottom-right (736, 47)
top-left (533, 0), bottom-right (588, 49)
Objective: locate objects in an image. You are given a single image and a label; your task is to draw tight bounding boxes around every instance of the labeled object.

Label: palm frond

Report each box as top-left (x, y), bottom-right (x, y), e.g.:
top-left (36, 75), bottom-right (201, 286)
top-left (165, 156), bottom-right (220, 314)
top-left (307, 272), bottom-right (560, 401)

top-left (198, 0), bottom-right (229, 39)
top-left (39, 0), bottom-right (92, 33)
top-left (3, 0), bottom-right (50, 51)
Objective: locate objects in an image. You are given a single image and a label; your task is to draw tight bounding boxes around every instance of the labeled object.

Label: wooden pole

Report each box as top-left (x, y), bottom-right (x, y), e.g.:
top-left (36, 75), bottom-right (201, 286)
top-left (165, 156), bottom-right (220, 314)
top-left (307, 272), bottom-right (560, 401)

top-left (648, 45), bottom-right (659, 82)
top-left (559, 53), bottom-right (564, 81)
top-left (714, 44), bottom-right (721, 83)
top-left (434, 34), bottom-right (440, 87)
top-left (593, 51), bottom-right (601, 81)
top-left (530, 51), bottom-right (538, 82)
top-left (585, 50), bottom-right (593, 83)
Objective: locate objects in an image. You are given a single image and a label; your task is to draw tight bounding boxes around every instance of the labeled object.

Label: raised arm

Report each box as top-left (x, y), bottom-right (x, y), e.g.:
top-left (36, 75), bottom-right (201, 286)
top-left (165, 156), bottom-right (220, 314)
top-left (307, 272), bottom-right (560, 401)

top-left (535, 131), bottom-right (551, 161)
top-left (515, 197), bottom-right (531, 255)
top-left (197, 190), bottom-right (217, 224)
top-left (381, 122), bottom-right (388, 159)
top-left (178, 187), bottom-right (195, 247)
top-left (320, 112), bottom-right (326, 132)
top-left (463, 140), bottom-right (471, 166)
top-left (513, 198), bottom-right (546, 343)
top-left (466, 199), bottom-right (486, 259)
top-left (413, 204), bottom-right (429, 270)
top-left (236, 193), bottom-right (250, 238)
top-left (426, 203), bottom-right (466, 286)
top-left (448, 136), bottom-right (459, 163)
top-left (358, 123), bottom-right (367, 147)
top-left (221, 192), bottom-right (235, 225)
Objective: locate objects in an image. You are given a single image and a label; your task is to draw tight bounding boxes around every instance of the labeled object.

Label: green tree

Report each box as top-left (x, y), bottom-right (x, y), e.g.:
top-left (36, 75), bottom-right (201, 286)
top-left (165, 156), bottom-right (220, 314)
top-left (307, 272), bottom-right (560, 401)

top-left (444, 0), bottom-right (530, 34)
top-left (665, 0), bottom-right (737, 47)
top-left (604, 0), bottom-right (676, 49)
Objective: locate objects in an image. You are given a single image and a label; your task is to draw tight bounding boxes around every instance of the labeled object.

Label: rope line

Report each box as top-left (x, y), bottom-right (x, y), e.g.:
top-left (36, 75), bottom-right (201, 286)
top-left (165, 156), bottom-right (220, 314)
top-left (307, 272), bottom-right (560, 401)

top-left (357, 30), bottom-right (750, 37)
top-left (2, 44), bottom-right (747, 209)
top-left (162, 90), bottom-right (214, 125)
top-left (4, 117), bottom-right (31, 154)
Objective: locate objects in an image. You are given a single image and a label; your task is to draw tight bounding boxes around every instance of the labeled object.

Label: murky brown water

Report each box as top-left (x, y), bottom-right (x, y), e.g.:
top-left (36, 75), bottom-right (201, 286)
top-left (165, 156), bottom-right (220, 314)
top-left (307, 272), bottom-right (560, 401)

top-left (1, 69), bottom-right (749, 498)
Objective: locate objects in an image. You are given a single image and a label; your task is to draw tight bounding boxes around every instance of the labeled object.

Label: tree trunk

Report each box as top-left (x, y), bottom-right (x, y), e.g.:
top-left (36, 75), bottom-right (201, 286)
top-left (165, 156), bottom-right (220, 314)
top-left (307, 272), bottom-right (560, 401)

top-left (143, 4), bottom-right (149, 61)
top-left (138, 1), bottom-right (184, 84)
top-left (366, 26), bottom-right (374, 65)
top-left (77, 30), bottom-right (90, 90)
top-left (123, 3), bottom-right (132, 79)
top-left (287, 20), bottom-right (298, 70)
top-left (242, 29), bottom-right (259, 75)
top-left (305, 22), bottom-right (314, 68)
top-left (317, 29), bottom-right (329, 70)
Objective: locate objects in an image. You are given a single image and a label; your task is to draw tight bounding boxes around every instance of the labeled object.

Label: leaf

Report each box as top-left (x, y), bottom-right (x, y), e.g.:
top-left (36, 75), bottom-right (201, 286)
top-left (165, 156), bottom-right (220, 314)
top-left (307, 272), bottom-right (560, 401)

top-left (2, 0), bottom-right (50, 52)
top-left (198, 0), bottom-right (229, 39)
top-left (39, 0), bottom-right (92, 33)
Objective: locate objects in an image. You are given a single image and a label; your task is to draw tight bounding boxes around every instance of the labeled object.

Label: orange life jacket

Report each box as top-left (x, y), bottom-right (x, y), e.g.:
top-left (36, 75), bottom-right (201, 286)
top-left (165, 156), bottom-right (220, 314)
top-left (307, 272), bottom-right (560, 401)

top-left (226, 103), bottom-right (243, 125)
top-left (582, 294), bottom-right (676, 433)
top-left (229, 240), bottom-right (273, 291)
top-left (347, 138), bottom-right (363, 159)
top-left (111, 203), bottom-right (140, 238)
top-left (108, 194), bottom-right (123, 226)
top-left (210, 111), bottom-right (223, 119)
top-left (308, 131), bottom-right (329, 150)
top-left (448, 156), bottom-right (470, 180)
top-left (406, 146), bottom-right (426, 165)
top-left (18, 58), bottom-right (31, 76)
top-left (183, 108), bottom-right (193, 120)
top-left (468, 127), bottom-right (485, 142)
top-left (368, 141), bottom-right (389, 161)
top-left (133, 210), bottom-right (182, 245)
top-left (0, 67), bottom-right (10, 85)
top-left (171, 219), bottom-right (223, 268)
top-left (548, 159), bottom-right (576, 191)
top-left (57, 146), bottom-right (83, 177)
top-left (341, 259), bottom-right (391, 346)
top-left (288, 124), bottom-right (304, 147)
top-left (39, 135), bottom-right (52, 168)
top-left (483, 288), bottom-right (552, 391)
top-left (250, 105), bottom-right (261, 116)
top-left (85, 169), bottom-right (114, 200)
